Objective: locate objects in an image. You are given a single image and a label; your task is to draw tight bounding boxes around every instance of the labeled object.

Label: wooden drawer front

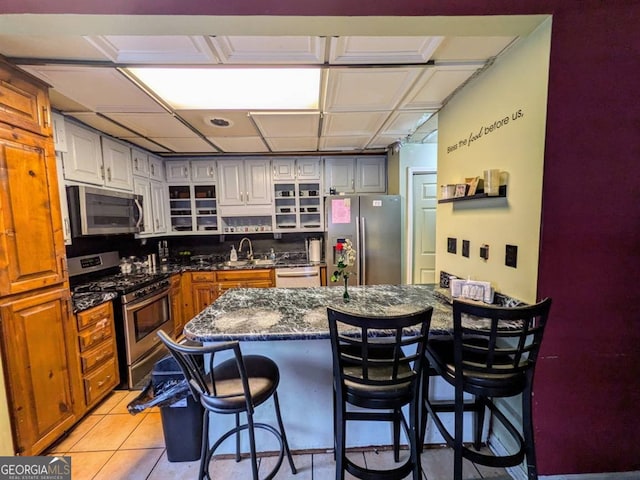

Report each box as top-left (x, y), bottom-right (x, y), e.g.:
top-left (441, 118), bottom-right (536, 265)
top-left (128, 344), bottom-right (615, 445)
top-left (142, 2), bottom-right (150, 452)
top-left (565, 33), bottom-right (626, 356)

top-left (191, 272), bottom-right (216, 283)
top-left (80, 343), bottom-right (115, 374)
top-left (0, 67), bottom-right (50, 136)
top-left (216, 269), bottom-right (272, 283)
top-left (78, 321), bottom-right (111, 352)
top-left (77, 302), bottom-right (112, 330)
top-left (84, 358), bottom-right (118, 406)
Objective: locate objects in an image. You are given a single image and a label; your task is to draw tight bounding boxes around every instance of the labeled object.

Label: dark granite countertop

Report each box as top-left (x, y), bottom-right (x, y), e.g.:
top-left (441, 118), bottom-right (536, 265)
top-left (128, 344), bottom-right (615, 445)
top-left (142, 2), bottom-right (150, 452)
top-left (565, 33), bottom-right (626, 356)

top-left (184, 284), bottom-right (455, 342)
top-left (71, 292), bottom-right (118, 314)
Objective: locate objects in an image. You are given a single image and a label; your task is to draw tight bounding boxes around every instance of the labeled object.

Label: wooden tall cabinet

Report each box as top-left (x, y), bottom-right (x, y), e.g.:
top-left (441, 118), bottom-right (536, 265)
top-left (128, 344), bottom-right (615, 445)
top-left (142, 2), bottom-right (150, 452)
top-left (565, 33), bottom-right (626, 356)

top-left (0, 288), bottom-right (80, 455)
top-left (0, 58), bottom-right (81, 456)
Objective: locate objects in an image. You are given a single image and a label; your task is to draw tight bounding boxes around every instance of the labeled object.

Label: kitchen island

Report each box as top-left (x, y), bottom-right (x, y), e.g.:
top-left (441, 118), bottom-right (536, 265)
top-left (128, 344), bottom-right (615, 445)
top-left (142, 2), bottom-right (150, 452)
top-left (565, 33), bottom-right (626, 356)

top-left (182, 284), bottom-right (475, 454)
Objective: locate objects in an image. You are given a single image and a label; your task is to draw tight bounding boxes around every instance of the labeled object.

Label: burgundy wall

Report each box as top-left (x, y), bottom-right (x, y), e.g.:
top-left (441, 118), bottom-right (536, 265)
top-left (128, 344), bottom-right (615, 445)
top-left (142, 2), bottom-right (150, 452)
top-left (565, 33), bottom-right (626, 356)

top-left (2, 0), bottom-right (639, 474)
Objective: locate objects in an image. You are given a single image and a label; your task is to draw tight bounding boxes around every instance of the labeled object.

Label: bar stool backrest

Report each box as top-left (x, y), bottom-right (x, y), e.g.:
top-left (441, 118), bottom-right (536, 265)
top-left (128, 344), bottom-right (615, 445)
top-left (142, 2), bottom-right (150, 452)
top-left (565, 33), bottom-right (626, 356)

top-left (451, 298), bottom-right (552, 395)
top-left (327, 307), bottom-right (433, 395)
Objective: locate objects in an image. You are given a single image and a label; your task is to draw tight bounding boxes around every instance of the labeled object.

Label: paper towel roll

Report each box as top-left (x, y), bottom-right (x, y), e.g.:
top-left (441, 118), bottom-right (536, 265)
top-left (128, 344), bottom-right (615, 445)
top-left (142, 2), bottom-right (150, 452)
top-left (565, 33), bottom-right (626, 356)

top-left (309, 239), bottom-right (321, 263)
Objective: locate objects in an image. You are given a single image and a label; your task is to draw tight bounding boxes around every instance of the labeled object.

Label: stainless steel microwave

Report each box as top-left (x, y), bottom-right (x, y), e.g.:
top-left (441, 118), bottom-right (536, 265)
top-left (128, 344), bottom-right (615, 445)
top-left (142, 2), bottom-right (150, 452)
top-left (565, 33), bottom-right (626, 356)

top-left (67, 185), bottom-right (143, 236)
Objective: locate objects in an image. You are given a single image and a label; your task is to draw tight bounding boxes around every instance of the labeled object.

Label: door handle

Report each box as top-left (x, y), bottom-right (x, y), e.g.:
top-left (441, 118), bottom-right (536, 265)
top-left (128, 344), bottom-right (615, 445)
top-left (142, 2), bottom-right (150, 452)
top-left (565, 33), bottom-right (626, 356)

top-left (361, 216), bottom-right (366, 285)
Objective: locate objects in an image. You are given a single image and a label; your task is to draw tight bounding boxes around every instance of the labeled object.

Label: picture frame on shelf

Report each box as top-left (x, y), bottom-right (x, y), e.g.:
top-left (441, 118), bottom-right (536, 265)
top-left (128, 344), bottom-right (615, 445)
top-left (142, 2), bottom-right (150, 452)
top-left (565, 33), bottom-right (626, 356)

top-left (465, 176), bottom-right (480, 196)
top-left (454, 183), bottom-right (468, 197)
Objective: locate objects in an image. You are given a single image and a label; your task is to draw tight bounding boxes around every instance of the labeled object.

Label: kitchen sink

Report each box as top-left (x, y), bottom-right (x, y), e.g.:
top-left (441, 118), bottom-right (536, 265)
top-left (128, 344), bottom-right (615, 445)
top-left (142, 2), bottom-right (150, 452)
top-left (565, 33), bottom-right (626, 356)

top-left (223, 260), bottom-right (250, 267)
top-left (251, 259), bottom-right (276, 266)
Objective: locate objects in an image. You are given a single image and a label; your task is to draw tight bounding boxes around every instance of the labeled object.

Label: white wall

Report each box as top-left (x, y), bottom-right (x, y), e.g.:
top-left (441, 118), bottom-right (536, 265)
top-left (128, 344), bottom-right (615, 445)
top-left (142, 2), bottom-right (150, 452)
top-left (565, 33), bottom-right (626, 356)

top-left (435, 18), bottom-right (552, 303)
top-left (388, 143), bottom-right (438, 283)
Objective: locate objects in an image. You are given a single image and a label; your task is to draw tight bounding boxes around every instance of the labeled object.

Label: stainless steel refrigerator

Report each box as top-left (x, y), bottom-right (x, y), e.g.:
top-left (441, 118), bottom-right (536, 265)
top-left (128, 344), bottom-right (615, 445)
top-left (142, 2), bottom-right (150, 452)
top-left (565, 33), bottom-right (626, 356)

top-left (325, 195), bottom-right (401, 286)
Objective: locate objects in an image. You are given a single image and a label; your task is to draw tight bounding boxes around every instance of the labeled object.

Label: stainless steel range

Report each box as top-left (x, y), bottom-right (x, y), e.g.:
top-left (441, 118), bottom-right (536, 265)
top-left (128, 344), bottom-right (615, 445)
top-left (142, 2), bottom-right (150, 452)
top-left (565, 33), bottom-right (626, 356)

top-left (68, 251), bottom-right (174, 389)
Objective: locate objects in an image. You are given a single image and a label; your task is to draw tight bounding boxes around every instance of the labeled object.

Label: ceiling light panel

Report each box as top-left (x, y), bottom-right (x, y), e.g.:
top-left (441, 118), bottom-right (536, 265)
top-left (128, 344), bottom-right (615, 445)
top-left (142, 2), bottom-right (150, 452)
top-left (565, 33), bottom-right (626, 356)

top-left (324, 67), bottom-right (423, 112)
top-left (329, 36), bottom-right (444, 64)
top-left (128, 67), bottom-right (321, 110)
top-left (209, 36), bottom-right (325, 63)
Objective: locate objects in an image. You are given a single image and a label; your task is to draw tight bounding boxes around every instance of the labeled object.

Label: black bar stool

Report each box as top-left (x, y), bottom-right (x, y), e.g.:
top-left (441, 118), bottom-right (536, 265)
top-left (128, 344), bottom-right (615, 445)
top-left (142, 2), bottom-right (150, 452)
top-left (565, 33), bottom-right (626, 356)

top-left (157, 331), bottom-right (297, 480)
top-left (327, 306), bottom-right (433, 480)
top-left (421, 298), bottom-right (552, 480)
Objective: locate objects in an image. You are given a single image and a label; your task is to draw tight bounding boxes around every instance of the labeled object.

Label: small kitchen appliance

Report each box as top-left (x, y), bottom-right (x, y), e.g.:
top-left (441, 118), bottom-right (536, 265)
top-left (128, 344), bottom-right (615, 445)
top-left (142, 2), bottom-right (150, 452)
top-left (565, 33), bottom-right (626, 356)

top-left (308, 237), bottom-right (322, 263)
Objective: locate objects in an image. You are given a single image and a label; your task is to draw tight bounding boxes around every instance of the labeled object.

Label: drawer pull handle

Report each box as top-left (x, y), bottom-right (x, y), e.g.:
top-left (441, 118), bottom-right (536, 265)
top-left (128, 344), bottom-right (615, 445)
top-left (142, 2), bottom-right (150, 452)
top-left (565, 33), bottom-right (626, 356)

top-left (97, 375), bottom-right (112, 388)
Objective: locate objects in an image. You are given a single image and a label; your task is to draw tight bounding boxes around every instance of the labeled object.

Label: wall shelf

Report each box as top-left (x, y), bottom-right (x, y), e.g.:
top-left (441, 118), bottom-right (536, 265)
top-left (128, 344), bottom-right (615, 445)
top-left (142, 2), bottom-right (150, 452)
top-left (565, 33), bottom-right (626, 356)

top-left (438, 185), bottom-right (507, 204)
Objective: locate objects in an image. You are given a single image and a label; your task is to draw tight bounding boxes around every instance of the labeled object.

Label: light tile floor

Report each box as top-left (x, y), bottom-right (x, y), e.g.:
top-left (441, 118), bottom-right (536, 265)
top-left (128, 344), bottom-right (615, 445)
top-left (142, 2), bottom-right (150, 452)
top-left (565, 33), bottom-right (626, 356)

top-left (46, 390), bottom-right (512, 480)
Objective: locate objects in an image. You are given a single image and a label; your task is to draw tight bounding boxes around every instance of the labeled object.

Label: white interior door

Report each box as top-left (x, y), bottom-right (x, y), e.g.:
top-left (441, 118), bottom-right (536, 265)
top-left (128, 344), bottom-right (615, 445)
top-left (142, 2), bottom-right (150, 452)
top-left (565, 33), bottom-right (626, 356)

top-left (412, 173), bottom-right (437, 284)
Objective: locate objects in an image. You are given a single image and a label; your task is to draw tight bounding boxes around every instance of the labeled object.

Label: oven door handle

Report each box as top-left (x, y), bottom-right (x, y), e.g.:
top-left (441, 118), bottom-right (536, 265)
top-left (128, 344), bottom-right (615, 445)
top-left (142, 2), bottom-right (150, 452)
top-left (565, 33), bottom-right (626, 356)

top-left (124, 288), bottom-right (169, 311)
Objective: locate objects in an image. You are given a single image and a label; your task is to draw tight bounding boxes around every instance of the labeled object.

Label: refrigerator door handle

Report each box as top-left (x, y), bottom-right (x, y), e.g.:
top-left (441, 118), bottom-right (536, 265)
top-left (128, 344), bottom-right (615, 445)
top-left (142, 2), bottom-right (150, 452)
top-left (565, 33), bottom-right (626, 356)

top-left (360, 216), bottom-right (366, 285)
top-left (355, 215), bottom-right (361, 285)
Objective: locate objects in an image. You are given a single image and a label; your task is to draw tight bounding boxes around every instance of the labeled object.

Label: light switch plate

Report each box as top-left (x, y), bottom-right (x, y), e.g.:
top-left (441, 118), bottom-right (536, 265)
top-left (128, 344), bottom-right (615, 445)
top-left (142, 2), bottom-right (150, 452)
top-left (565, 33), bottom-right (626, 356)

top-left (505, 244), bottom-right (518, 268)
top-left (462, 240), bottom-right (470, 258)
top-left (447, 237), bottom-right (457, 254)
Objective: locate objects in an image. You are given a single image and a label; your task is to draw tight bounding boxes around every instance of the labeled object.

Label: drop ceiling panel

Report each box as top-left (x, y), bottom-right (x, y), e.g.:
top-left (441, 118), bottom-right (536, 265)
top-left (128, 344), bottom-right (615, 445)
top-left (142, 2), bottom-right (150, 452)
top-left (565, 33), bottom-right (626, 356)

top-left (208, 136), bottom-right (269, 153)
top-left (322, 112), bottom-right (388, 137)
top-left (266, 137), bottom-right (319, 152)
top-left (380, 111), bottom-right (434, 136)
top-left (401, 65), bottom-right (483, 110)
top-left (67, 113), bottom-right (139, 138)
top-left (209, 36), bottom-right (325, 63)
top-left (329, 36), bottom-right (444, 64)
top-left (319, 136), bottom-right (370, 151)
top-left (125, 137), bottom-right (171, 153)
top-left (0, 36), bottom-right (109, 61)
top-left (21, 65), bottom-right (165, 113)
top-left (103, 113), bottom-right (197, 138)
top-left (151, 137), bottom-right (217, 153)
top-left (324, 67), bottom-right (423, 112)
top-left (368, 135), bottom-right (404, 149)
top-left (251, 112), bottom-right (320, 138)
top-left (83, 35), bottom-right (218, 63)
top-left (178, 110), bottom-right (257, 137)
top-left (432, 36), bottom-right (516, 61)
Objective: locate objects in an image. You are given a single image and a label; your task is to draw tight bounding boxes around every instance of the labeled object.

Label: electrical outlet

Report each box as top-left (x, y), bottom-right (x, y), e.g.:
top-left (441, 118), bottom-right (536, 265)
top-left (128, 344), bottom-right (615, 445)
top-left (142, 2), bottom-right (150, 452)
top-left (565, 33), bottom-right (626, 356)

top-left (505, 244), bottom-right (518, 268)
top-left (462, 240), bottom-right (470, 258)
top-left (447, 237), bottom-right (457, 254)
top-left (480, 244), bottom-right (489, 260)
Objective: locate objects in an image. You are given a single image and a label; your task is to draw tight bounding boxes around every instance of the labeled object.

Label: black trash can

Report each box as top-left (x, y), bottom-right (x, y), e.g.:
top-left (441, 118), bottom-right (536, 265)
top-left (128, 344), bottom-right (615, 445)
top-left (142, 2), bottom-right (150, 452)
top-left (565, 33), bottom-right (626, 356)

top-left (152, 355), bottom-right (204, 462)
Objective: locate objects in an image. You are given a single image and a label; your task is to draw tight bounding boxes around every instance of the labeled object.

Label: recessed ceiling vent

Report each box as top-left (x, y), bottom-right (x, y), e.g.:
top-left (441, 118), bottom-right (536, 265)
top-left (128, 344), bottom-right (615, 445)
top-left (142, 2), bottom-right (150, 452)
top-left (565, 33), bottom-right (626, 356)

top-left (207, 117), bottom-right (233, 128)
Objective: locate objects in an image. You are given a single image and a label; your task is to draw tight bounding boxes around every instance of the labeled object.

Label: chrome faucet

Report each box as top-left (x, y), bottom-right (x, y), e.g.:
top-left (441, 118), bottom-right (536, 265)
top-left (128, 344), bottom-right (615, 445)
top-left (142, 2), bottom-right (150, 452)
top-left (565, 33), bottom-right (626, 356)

top-left (238, 237), bottom-right (253, 260)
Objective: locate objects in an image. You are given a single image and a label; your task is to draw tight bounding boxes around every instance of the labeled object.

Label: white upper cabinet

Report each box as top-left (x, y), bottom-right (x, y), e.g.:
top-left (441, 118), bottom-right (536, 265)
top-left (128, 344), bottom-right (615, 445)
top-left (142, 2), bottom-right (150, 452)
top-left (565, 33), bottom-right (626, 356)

top-left (63, 122), bottom-right (103, 185)
top-left (148, 156), bottom-right (165, 181)
top-left (52, 112), bottom-right (67, 152)
top-left (324, 157), bottom-right (356, 194)
top-left (324, 156), bottom-right (386, 194)
top-left (297, 157), bottom-right (321, 180)
top-left (63, 122), bottom-right (133, 191)
top-left (272, 158), bottom-right (295, 181)
top-left (132, 148), bottom-right (150, 177)
top-left (165, 160), bottom-right (191, 182)
top-left (133, 177), bottom-right (154, 236)
top-left (355, 157), bottom-right (386, 193)
top-left (273, 157), bottom-right (320, 181)
top-left (100, 137), bottom-right (134, 191)
top-left (218, 158), bottom-right (272, 213)
top-left (190, 160), bottom-right (217, 183)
